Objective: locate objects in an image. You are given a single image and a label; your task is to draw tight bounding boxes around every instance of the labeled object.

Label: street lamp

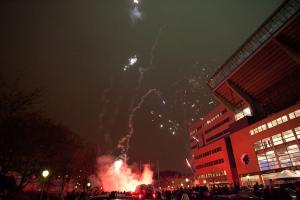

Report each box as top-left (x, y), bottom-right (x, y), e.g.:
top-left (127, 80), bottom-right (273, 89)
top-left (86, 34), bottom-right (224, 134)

top-left (40, 170), bottom-right (50, 200)
top-left (42, 170), bottom-right (50, 178)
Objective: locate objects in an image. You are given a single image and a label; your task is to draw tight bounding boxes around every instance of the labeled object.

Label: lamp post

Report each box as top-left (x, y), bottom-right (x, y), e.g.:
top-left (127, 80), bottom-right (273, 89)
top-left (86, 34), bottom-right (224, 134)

top-left (40, 170), bottom-right (50, 200)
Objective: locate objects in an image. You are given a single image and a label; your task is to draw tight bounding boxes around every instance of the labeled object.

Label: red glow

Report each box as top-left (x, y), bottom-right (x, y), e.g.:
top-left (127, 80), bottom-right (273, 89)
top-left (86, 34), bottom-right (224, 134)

top-left (97, 155), bottom-right (153, 192)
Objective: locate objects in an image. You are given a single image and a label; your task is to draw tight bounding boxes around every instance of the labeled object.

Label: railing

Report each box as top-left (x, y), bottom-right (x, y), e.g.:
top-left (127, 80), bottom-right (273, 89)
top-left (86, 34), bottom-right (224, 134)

top-left (208, 0), bottom-right (300, 89)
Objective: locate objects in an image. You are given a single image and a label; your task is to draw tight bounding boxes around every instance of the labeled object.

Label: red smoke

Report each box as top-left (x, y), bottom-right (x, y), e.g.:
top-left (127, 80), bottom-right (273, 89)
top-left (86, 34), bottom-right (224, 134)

top-left (96, 155), bottom-right (153, 192)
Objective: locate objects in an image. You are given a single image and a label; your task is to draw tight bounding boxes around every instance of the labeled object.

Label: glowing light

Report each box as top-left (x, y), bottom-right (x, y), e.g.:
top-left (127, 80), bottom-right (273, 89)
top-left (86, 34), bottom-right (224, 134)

top-left (133, 0), bottom-right (139, 4)
top-left (192, 136), bottom-right (199, 142)
top-left (185, 178), bottom-right (189, 182)
top-left (42, 170), bottom-right (50, 178)
top-left (208, 101), bottom-right (214, 105)
top-left (160, 124), bottom-right (164, 128)
top-left (123, 55), bottom-right (138, 71)
top-left (162, 100), bottom-right (166, 105)
top-left (158, 114), bottom-right (162, 118)
top-left (97, 156), bottom-right (153, 192)
top-left (114, 160), bottom-right (123, 172)
top-left (87, 182), bottom-right (91, 187)
top-left (129, 56), bottom-right (138, 66)
top-left (185, 158), bottom-right (192, 168)
top-left (172, 131), bottom-right (175, 135)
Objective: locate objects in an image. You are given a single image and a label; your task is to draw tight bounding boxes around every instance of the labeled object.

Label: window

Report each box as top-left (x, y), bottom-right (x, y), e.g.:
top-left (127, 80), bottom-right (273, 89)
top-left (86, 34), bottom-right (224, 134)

top-left (272, 120), bottom-right (278, 127)
top-left (267, 122), bottom-right (273, 128)
top-left (295, 127), bottom-right (300, 139)
top-left (282, 115), bottom-right (288, 122)
top-left (257, 153), bottom-right (269, 171)
top-left (272, 134), bottom-right (283, 146)
top-left (235, 107), bottom-right (252, 121)
top-left (295, 110), bottom-right (300, 117)
top-left (277, 148), bottom-right (292, 168)
top-left (277, 117), bottom-right (283, 125)
top-left (287, 145), bottom-right (300, 166)
top-left (282, 130), bottom-right (295, 142)
top-left (266, 150), bottom-right (279, 169)
top-left (262, 137), bottom-right (272, 148)
top-left (289, 112), bottom-right (296, 120)
top-left (254, 141), bottom-right (264, 151)
top-left (288, 109), bottom-right (300, 120)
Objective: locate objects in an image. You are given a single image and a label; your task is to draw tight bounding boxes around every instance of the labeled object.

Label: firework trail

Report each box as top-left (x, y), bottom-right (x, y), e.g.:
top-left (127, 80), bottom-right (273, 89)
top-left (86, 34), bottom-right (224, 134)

top-left (149, 24), bottom-right (166, 68)
top-left (118, 89), bottom-right (158, 161)
top-left (186, 158), bottom-right (194, 173)
top-left (135, 24), bottom-right (167, 90)
top-left (98, 78), bottom-right (113, 131)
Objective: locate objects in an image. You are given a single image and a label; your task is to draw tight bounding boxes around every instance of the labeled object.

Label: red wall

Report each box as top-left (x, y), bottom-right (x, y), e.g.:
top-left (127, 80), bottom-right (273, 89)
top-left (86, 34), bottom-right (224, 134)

top-left (230, 102), bottom-right (300, 176)
top-left (193, 138), bottom-right (234, 184)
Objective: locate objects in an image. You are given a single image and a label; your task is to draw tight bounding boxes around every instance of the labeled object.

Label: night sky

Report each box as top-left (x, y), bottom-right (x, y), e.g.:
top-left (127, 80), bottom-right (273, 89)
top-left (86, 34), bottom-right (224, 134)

top-left (1, 0), bottom-right (283, 173)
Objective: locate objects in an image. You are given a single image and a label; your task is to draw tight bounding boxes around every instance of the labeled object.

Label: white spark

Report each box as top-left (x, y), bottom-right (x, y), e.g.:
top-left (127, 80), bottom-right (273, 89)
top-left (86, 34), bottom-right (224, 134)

top-left (129, 55), bottom-right (137, 66)
top-left (172, 131), bottom-right (175, 135)
top-left (160, 124), bottom-right (164, 128)
top-left (123, 55), bottom-right (138, 71)
top-left (192, 136), bottom-right (199, 142)
top-left (158, 114), bottom-right (162, 118)
top-left (162, 100), bottom-right (166, 105)
top-left (114, 160), bottom-right (123, 172)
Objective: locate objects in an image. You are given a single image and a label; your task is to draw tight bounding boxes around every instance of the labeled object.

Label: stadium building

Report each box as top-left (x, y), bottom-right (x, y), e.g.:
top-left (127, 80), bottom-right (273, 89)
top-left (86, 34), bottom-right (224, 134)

top-left (190, 0), bottom-right (300, 186)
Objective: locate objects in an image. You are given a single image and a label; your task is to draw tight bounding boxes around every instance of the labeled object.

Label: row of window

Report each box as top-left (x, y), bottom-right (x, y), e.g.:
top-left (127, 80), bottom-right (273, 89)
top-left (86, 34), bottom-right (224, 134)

top-left (206, 109), bottom-right (227, 125)
top-left (250, 109), bottom-right (300, 136)
top-left (257, 144), bottom-right (300, 171)
top-left (198, 170), bottom-right (227, 179)
top-left (206, 129), bottom-right (230, 143)
top-left (253, 126), bottom-right (300, 151)
top-left (189, 109), bottom-right (227, 135)
top-left (194, 147), bottom-right (222, 160)
top-left (195, 159), bottom-right (224, 169)
top-left (204, 118), bottom-right (230, 134)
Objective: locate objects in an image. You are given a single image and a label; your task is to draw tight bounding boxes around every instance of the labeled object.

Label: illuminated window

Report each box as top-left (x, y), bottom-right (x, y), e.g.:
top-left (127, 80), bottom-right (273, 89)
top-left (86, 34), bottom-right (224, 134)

top-left (257, 153), bottom-right (269, 171)
top-left (282, 130), bottom-right (295, 142)
top-left (262, 137), bottom-right (272, 148)
top-left (295, 110), bottom-right (300, 117)
top-left (289, 112), bottom-right (296, 120)
top-left (287, 145), bottom-right (300, 166)
top-left (258, 126), bottom-right (262, 132)
top-left (272, 120), bottom-right (278, 127)
top-left (277, 117), bottom-right (283, 125)
top-left (254, 141), bottom-right (262, 151)
top-left (262, 124), bottom-right (267, 131)
top-left (235, 107), bottom-right (252, 121)
top-left (295, 127), bottom-right (300, 139)
top-left (282, 115), bottom-right (288, 122)
top-left (267, 122), bottom-right (273, 128)
top-left (243, 107), bottom-right (252, 116)
top-left (250, 130), bottom-right (254, 135)
top-left (266, 151), bottom-right (279, 169)
top-left (277, 148), bottom-right (292, 168)
top-left (272, 134), bottom-right (283, 146)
